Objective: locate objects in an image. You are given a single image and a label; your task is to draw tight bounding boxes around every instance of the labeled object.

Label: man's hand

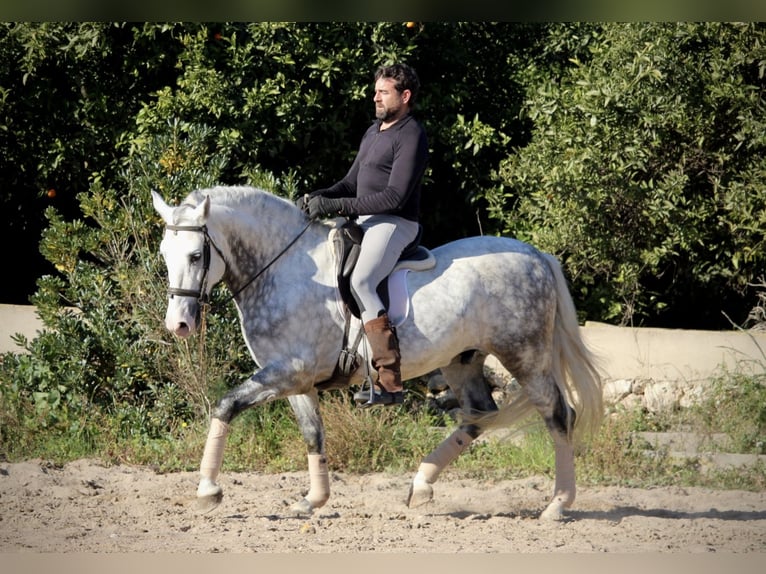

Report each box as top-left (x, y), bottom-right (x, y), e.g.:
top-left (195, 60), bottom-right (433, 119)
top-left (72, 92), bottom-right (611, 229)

top-left (308, 196), bottom-right (344, 220)
top-left (295, 194), bottom-right (310, 213)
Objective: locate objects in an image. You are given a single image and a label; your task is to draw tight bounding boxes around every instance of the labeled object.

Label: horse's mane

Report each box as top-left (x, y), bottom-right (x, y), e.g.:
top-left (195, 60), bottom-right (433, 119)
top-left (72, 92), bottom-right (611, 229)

top-left (184, 185), bottom-right (279, 209)
top-left (178, 185), bottom-right (300, 223)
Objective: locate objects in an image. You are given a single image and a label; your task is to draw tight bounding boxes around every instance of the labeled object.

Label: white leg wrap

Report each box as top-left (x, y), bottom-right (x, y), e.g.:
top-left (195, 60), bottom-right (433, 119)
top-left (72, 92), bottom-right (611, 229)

top-left (304, 453), bottom-right (330, 508)
top-left (199, 418), bottom-right (229, 482)
top-left (416, 428), bottom-right (473, 484)
top-left (540, 441), bottom-right (576, 521)
top-left (552, 441), bottom-right (576, 506)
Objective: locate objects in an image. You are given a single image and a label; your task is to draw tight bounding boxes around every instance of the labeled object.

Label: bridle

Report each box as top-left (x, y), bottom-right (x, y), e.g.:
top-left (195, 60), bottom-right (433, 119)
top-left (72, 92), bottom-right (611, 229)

top-left (164, 224), bottom-right (223, 306)
top-left (163, 221), bottom-right (311, 309)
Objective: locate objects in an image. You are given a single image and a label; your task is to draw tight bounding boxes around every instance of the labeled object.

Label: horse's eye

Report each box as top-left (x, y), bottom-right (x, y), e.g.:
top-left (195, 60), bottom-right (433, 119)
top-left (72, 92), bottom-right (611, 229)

top-left (190, 251), bottom-right (202, 264)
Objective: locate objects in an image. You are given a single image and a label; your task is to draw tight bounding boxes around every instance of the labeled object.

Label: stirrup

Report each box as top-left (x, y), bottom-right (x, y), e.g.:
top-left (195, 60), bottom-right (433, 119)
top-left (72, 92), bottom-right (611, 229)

top-left (353, 385), bottom-right (404, 408)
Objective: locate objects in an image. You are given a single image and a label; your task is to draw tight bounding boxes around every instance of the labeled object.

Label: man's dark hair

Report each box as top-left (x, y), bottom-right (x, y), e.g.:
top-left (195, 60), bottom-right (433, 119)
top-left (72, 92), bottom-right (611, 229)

top-left (375, 63), bottom-right (420, 107)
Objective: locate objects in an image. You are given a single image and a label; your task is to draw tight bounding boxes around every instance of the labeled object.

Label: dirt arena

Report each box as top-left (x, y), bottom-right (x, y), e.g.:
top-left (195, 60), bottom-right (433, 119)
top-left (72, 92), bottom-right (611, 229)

top-left (1, 457), bottom-right (764, 554)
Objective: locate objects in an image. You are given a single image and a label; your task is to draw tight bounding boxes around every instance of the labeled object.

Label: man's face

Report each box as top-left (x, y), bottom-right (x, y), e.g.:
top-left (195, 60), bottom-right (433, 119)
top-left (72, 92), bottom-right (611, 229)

top-left (373, 77), bottom-right (409, 122)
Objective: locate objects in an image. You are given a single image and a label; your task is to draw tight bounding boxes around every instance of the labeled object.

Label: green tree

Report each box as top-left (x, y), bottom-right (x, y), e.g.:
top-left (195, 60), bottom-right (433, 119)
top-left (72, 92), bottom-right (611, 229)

top-left (2, 22), bottom-right (545, 304)
top-left (1, 22), bottom-right (535, 453)
top-left (407, 22), bottom-right (545, 243)
top-left (0, 22), bottom-right (186, 303)
top-left (6, 22), bottom-right (765, 460)
top-left (488, 22), bottom-right (766, 327)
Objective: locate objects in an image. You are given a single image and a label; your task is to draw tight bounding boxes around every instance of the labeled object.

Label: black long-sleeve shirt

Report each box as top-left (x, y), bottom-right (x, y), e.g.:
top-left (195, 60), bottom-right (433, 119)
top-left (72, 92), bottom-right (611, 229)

top-left (319, 114), bottom-right (428, 222)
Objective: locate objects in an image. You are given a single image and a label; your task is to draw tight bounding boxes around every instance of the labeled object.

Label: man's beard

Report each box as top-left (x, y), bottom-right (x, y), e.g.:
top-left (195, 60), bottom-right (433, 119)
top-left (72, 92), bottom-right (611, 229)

top-left (375, 105), bottom-right (397, 121)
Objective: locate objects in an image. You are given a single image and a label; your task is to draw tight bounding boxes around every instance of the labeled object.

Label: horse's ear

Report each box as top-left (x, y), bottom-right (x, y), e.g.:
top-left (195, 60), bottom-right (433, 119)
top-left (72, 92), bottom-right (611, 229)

top-left (190, 194), bottom-right (211, 222)
top-left (151, 190), bottom-right (174, 224)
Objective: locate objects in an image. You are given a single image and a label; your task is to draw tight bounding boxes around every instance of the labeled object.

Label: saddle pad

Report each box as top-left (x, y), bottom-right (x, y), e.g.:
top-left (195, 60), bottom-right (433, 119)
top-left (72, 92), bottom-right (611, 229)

top-left (386, 268), bottom-right (411, 327)
top-left (336, 268), bottom-right (410, 327)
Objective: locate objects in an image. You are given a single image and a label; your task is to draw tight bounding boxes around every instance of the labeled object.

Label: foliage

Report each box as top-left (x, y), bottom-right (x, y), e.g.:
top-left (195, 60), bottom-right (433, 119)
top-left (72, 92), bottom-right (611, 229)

top-left (487, 22), bottom-right (766, 327)
top-left (0, 22), bottom-right (538, 451)
top-left (688, 372), bottom-right (766, 455)
top-left (407, 22), bottom-right (545, 242)
top-left (0, 22), bottom-right (186, 302)
top-left (2, 23), bottom-right (766, 475)
top-left (0, 111), bottom-right (255, 453)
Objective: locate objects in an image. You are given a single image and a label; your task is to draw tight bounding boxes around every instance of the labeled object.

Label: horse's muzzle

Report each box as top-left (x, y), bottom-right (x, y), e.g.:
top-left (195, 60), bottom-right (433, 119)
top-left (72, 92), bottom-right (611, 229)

top-left (170, 321), bottom-right (193, 338)
top-left (165, 299), bottom-right (200, 337)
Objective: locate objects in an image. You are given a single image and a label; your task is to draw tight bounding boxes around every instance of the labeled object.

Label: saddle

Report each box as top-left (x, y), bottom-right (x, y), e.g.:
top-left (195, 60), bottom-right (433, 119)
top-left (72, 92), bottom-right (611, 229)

top-left (323, 219), bottom-right (436, 386)
top-left (330, 219), bottom-right (435, 320)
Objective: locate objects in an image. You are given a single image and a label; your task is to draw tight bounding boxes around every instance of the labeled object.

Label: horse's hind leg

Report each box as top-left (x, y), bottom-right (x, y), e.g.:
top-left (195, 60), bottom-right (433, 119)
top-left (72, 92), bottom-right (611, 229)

top-left (525, 374), bottom-right (577, 521)
top-left (407, 351), bottom-right (496, 508)
top-left (287, 390), bottom-right (331, 514)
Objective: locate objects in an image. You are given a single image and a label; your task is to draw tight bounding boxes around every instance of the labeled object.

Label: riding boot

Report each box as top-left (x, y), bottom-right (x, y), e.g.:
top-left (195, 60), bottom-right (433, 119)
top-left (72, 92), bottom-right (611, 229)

top-left (353, 313), bottom-right (404, 406)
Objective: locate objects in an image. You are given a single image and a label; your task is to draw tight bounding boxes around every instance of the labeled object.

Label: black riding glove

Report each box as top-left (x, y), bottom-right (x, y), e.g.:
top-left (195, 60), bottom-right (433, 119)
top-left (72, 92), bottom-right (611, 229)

top-left (296, 189), bottom-right (333, 215)
top-left (308, 196), bottom-right (345, 220)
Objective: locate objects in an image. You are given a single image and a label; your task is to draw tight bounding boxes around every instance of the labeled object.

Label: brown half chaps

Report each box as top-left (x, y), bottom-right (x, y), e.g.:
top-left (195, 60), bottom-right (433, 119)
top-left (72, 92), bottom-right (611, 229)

top-left (363, 313), bottom-right (402, 393)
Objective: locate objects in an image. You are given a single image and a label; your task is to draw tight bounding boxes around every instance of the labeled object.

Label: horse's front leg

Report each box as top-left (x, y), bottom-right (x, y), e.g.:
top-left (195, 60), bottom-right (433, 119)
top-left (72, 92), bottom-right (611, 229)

top-left (287, 391), bottom-right (330, 514)
top-left (195, 364), bottom-right (308, 512)
top-left (196, 416), bottom-right (229, 511)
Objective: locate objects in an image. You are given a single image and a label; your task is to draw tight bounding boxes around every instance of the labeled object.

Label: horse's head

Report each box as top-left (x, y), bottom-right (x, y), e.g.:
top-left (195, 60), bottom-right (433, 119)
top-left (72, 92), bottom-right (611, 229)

top-left (151, 190), bottom-right (227, 338)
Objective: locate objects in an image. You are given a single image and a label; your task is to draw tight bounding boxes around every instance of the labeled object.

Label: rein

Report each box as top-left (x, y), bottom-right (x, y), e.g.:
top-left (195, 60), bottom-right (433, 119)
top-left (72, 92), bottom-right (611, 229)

top-left (165, 221), bottom-right (312, 310)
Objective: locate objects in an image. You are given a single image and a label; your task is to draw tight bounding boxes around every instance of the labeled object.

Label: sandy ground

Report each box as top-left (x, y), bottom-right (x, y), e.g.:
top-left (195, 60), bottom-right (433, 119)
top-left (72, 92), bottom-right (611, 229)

top-left (0, 458), bottom-right (764, 554)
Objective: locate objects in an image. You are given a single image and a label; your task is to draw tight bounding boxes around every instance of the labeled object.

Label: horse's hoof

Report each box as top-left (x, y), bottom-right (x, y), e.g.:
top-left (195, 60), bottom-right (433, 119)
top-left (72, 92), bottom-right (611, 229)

top-left (406, 481), bottom-right (434, 508)
top-left (539, 502), bottom-right (566, 521)
top-left (196, 491), bottom-right (223, 514)
top-left (290, 497), bottom-right (314, 515)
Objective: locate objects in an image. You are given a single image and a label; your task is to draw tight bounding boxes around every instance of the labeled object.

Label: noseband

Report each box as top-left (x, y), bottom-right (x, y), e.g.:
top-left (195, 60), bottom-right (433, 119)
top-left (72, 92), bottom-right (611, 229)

top-left (164, 224), bottom-right (224, 306)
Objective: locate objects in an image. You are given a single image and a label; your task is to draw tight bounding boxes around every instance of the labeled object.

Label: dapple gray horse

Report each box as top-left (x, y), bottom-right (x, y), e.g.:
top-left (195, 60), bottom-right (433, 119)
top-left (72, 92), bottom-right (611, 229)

top-left (152, 185), bottom-right (603, 520)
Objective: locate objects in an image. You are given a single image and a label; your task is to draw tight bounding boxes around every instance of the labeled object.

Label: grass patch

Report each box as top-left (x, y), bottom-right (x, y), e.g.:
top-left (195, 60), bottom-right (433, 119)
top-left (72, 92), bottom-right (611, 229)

top-left (575, 371), bottom-right (766, 490)
top-left (320, 391), bottom-right (444, 474)
top-left (2, 369), bottom-right (764, 491)
top-left (451, 423), bottom-right (555, 481)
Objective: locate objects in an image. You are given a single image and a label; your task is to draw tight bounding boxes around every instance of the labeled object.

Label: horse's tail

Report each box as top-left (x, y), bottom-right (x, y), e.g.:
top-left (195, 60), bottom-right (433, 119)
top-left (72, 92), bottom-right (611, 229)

top-left (466, 253), bottom-right (604, 444)
top-left (542, 252), bottom-right (604, 442)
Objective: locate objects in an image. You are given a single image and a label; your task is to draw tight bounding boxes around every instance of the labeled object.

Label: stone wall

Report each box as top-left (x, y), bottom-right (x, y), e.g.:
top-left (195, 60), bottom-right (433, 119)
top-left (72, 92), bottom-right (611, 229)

top-left (479, 322), bottom-right (766, 414)
top-left (0, 304), bottom-right (44, 354)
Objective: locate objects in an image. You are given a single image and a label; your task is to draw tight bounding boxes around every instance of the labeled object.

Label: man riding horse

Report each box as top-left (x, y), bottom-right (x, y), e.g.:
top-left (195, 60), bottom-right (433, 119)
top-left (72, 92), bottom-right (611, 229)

top-left (297, 63), bottom-right (429, 407)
